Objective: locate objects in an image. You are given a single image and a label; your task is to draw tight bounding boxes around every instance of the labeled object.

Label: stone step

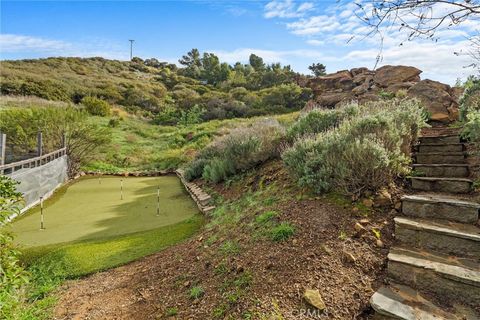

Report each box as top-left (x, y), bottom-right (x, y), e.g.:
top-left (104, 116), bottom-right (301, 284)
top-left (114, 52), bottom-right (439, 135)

top-left (419, 135), bottom-right (461, 144)
top-left (401, 194), bottom-right (479, 224)
top-left (410, 177), bottom-right (472, 193)
top-left (412, 164), bottom-right (469, 178)
top-left (418, 143), bottom-right (464, 153)
top-left (415, 152), bottom-right (466, 164)
top-left (395, 217), bottom-right (480, 258)
top-left (371, 283), bottom-right (473, 320)
top-left (387, 247), bottom-right (480, 308)
top-left (203, 206), bottom-right (216, 214)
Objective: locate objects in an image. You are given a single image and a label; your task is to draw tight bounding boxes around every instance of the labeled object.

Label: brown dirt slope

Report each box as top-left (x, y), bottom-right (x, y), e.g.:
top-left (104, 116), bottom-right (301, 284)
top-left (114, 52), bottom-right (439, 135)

top-left (54, 161), bottom-right (395, 320)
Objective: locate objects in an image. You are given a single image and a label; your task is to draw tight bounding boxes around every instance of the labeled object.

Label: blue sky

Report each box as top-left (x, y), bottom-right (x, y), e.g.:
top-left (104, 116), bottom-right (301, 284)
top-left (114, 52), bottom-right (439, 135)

top-left (1, 0), bottom-right (478, 84)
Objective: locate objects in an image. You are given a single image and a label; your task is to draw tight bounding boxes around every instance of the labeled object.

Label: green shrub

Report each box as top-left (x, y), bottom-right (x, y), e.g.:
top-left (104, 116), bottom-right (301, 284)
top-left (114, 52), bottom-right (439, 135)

top-left (459, 78), bottom-right (480, 121)
top-left (184, 119), bottom-right (285, 183)
top-left (108, 117), bottom-right (121, 128)
top-left (179, 104), bottom-right (206, 126)
top-left (286, 104), bottom-right (359, 140)
top-left (270, 222), bottom-right (295, 242)
top-left (0, 177), bottom-right (30, 320)
top-left (282, 100), bottom-right (427, 195)
top-left (81, 96), bottom-right (111, 116)
top-left (461, 110), bottom-right (480, 143)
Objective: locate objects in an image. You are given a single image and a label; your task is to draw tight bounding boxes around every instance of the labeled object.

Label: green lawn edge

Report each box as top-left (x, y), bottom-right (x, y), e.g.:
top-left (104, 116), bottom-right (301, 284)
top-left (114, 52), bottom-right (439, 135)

top-left (21, 214), bottom-right (205, 278)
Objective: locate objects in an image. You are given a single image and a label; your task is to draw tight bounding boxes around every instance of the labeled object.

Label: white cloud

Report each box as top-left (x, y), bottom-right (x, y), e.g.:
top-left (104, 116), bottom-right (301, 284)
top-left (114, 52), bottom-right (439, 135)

top-left (262, 0), bottom-right (479, 83)
top-left (0, 34), bottom-right (71, 52)
top-left (0, 34), bottom-right (129, 60)
top-left (306, 39), bottom-right (324, 46)
top-left (211, 47), bottom-right (325, 64)
top-left (287, 15), bottom-right (340, 35)
top-left (297, 2), bottom-right (314, 12)
top-left (264, 0), bottom-right (314, 19)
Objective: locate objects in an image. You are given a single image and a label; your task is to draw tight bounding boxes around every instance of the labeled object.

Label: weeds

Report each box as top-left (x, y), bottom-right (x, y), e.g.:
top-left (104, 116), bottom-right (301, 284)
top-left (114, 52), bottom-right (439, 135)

top-left (270, 222), bottom-right (295, 242)
top-left (255, 211), bottom-right (279, 224)
top-left (219, 240), bottom-right (241, 256)
top-left (166, 307), bottom-right (178, 316)
top-left (189, 286), bottom-right (205, 300)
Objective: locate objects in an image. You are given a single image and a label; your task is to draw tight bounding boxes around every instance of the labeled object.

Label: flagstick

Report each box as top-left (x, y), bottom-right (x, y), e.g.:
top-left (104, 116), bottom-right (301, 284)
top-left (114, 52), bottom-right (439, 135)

top-left (120, 179), bottom-right (123, 200)
top-left (156, 186), bottom-right (160, 216)
top-left (40, 197), bottom-right (45, 230)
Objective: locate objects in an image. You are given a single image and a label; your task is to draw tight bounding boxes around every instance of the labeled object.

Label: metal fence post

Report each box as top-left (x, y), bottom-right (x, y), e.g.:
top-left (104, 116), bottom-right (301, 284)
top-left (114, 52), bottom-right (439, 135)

top-left (0, 133), bottom-right (6, 174)
top-left (37, 132), bottom-right (43, 157)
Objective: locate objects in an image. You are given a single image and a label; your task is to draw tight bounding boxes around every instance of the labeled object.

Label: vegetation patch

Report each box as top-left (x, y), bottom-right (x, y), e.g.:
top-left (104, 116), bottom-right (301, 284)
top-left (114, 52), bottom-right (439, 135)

top-left (269, 222), bottom-right (295, 242)
top-left (283, 99), bottom-right (428, 195)
top-left (184, 119), bottom-right (285, 182)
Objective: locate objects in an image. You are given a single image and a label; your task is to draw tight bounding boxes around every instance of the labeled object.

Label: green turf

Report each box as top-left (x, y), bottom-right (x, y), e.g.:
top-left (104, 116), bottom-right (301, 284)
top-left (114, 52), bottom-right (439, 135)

top-left (21, 215), bottom-right (204, 278)
top-left (9, 176), bottom-right (199, 247)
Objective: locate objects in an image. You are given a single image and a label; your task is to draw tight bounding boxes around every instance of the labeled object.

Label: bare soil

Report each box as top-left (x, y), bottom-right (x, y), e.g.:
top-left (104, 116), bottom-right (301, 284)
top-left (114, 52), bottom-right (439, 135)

top-left (53, 162), bottom-right (395, 320)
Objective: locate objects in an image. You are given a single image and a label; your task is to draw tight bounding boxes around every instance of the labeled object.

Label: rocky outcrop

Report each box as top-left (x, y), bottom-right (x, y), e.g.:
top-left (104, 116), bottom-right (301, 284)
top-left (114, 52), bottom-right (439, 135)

top-left (306, 65), bottom-right (459, 122)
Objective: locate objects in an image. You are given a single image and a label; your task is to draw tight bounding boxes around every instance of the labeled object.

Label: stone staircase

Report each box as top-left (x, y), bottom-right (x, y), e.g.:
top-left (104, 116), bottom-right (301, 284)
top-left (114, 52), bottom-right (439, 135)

top-left (370, 130), bottom-right (480, 319)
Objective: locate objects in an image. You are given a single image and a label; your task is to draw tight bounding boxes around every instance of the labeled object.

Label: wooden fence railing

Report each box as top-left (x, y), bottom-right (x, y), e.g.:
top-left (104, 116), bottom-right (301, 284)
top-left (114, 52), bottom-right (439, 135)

top-left (0, 147), bottom-right (67, 175)
top-left (0, 131), bottom-right (67, 175)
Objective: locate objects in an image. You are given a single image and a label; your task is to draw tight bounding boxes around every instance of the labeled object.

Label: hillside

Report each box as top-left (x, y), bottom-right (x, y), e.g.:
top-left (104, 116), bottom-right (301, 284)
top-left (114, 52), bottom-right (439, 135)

top-left (0, 54), bottom-right (311, 124)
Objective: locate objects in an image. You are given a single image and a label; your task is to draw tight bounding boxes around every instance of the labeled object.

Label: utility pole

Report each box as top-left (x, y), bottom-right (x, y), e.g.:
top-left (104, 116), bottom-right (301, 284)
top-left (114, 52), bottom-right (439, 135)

top-left (129, 39), bottom-right (135, 61)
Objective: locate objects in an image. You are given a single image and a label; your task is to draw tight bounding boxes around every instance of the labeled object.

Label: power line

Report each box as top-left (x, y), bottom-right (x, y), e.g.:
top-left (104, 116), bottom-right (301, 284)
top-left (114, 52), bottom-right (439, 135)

top-left (129, 39), bottom-right (135, 61)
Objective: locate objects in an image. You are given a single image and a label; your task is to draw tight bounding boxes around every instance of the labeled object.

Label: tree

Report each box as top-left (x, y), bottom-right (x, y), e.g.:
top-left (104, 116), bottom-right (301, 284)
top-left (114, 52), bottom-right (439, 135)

top-left (308, 63), bottom-right (327, 77)
top-left (249, 54), bottom-right (265, 71)
top-left (357, 0), bottom-right (479, 40)
top-left (179, 48), bottom-right (202, 68)
top-left (179, 49), bottom-right (202, 79)
top-left (201, 52), bottom-right (221, 85)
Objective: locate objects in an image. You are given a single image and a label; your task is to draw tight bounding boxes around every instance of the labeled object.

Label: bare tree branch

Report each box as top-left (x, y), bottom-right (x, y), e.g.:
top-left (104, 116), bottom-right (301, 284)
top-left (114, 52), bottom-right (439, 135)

top-left (356, 0), bottom-right (480, 40)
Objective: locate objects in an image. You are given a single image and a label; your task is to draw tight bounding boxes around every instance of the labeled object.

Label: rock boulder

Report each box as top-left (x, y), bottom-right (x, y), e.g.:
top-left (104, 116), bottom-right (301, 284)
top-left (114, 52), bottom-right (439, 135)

top-left (407, 80), bottom-right (457, 122)
top-left (373, 65), bottom-right (422, 87)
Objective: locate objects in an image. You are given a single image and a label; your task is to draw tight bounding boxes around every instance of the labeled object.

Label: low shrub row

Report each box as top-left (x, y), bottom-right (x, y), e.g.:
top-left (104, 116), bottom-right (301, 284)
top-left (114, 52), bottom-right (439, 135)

top-left (184, 119), bottom-right (285, 182)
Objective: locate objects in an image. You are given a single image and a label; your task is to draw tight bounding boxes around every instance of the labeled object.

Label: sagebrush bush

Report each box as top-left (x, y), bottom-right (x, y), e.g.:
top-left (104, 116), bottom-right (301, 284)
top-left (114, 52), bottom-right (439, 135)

top-left (184, 119), bottom-right (285, 183)
top-left (461, 110), bottom-right (480, 143)
top-left (286, 104), bottom-right (359, 140)
top-left (459, 78), bottom-right (480, 121)
top-left (81, 96), bottom-right (111, 116)
top-left (282, 99), bottom-right (427, 195)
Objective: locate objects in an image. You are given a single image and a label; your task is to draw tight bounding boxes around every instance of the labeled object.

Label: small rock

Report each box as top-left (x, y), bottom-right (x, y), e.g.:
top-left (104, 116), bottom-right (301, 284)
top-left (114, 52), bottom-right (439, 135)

top-left (374, 189), bottom-right (392, 207)
top-left (376, 239), bottom-right (384, 248)
top-left (321, 245), bottom-right (333, 255)
top-left (303, 289), bottom-right (326, 311)
top-left (183, 281), bottom-right (190, 287)
top-left (343, 250), bottom-right (356, 263)
top-left (354, 222), bottom-right (365, 232)
top-left (394, 201), bottom-right (402, 211)
top-left (362, 199), bottom-right (374, 208)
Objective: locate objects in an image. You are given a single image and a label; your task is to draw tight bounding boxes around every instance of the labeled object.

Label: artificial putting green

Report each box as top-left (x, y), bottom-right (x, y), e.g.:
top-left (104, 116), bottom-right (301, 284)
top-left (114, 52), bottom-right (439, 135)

top-left (9, 175), bottom-right (200, 247)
